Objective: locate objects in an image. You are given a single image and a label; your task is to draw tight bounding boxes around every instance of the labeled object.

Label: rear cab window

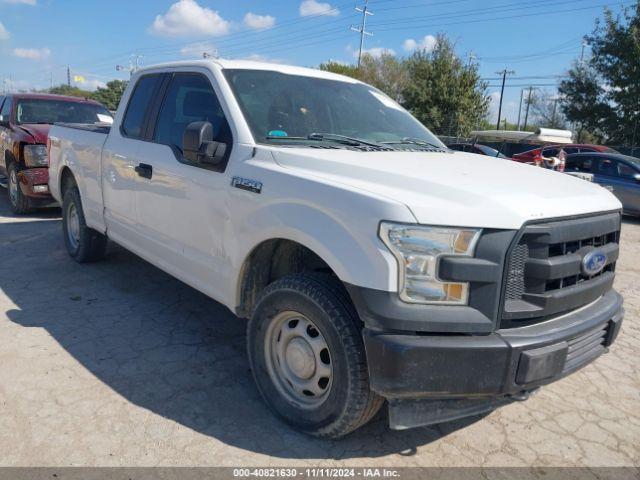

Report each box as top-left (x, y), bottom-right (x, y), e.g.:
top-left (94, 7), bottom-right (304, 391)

top-left (121, 74), bottom-right (163, 139)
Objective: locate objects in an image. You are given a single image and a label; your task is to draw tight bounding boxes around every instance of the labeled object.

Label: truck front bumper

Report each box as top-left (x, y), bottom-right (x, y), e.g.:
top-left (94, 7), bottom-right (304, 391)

top-left (18, 167), bottom-right (52, 200)
top-left (361, 289), bottom-right (624, 430)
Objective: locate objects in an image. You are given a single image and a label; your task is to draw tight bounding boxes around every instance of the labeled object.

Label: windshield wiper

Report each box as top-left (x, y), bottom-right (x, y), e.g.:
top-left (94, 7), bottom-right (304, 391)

top-left (307, 133), bottom-right (383, 148)
top-left (265, 133), bottom-right (383, 148)
top-left (381, 137), bottom-right (447, 150)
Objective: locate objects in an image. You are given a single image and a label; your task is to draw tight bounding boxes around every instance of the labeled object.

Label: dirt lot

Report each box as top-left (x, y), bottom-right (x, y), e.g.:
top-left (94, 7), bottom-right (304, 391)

top-left (0, 193), bottom-right (638, 468)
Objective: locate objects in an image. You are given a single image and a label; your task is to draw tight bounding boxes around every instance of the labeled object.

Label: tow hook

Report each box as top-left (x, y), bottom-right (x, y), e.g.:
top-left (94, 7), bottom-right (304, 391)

top-left (511, 388), bottom-right (539, 402)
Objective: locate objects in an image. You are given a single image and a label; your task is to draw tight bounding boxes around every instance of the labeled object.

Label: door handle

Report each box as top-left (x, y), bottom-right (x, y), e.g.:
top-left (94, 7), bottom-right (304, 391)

top-left (134, 163), bottom-right (153, 179)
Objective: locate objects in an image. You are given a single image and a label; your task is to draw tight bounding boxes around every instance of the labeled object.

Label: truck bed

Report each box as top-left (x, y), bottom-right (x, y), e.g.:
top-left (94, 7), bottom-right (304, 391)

top-left (48, 123), bottom-right (111, 227)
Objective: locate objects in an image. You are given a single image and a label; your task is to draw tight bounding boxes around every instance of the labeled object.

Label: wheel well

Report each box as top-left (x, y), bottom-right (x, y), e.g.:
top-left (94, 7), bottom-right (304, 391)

top-left (237, 239), bottom-right (337, 318)
top-left (4, 150), bottom-right (16, 171)
top-left (59, 167), bottom-right (77, 197)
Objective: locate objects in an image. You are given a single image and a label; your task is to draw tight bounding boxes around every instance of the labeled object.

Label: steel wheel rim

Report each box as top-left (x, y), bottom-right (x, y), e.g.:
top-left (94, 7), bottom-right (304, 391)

top-left (66, 202), bottom-right (81, 250)
top-left (264, 311), bottom-right (333, 409)
top-left (8, 169), bottom-right (18, 206)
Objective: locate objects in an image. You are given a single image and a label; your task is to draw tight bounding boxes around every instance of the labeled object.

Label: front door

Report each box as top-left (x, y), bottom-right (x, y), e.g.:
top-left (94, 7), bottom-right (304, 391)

top-left (132, 70), bottom-right (235, 300)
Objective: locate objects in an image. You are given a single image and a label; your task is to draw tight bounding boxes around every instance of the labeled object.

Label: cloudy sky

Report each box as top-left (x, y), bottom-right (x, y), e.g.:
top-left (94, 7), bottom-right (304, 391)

top-left (0, 0), bottom-right (631, 123)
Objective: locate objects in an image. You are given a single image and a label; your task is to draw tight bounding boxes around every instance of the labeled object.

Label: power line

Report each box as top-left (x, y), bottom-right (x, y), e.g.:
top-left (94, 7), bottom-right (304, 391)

top-left (371, 1), bottom-right (634, 33)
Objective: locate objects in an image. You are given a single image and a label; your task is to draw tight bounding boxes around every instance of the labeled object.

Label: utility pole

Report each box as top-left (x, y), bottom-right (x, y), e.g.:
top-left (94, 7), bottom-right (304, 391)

top-left (116, 54), bottom-right (143, 78)
top-left (523, 86), bottom-right (535, 130)
top-left (495, 68), bottom-right (515, 130)
top-left (516, 88), bottom-right (524, 130)
top-left (580, 41), bottom-right (588, 64)
top-left (467, 52), bottom-right (477, 68)
top-left (350, 0), bottom-right (373, 69)
top-left (67, 66), bottom-right (71, 87)
top-left (132, 54), bottom-right (143, 73)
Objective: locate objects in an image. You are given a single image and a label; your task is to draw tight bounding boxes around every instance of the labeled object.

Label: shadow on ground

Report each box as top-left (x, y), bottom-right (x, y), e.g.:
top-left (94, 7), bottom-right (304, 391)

top-left (0, 194), bottom-right (483, 460)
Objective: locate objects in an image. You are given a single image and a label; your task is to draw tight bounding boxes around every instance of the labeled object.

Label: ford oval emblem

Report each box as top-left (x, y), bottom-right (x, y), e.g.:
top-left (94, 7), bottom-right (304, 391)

top-left (581, 250), bottom-right (607, 276)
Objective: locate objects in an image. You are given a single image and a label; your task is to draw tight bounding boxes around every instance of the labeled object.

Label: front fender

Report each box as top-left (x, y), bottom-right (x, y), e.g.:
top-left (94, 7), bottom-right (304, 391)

top-left (230, 200), bottom-right (408, 299)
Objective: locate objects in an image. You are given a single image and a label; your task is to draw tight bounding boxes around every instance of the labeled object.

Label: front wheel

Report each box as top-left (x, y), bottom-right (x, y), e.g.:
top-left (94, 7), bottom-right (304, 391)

top-left (7, 162), bottom-right (34, 214)
top-left (248, 273), bottom-right (383, 438)
top-left (62, 187), bottom-right (108, 263)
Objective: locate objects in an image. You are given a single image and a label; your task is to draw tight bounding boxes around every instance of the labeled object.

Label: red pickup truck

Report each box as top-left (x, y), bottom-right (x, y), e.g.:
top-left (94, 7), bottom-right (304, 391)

top-left (0, 93), bottom-right (112, 213)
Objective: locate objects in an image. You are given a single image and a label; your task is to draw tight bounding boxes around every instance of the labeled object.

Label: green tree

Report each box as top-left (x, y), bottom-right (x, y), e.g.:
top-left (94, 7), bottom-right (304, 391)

top-left (559, 3), bottom-right (640, 144)
top-left (320, 55), bottom-right (408, 101)
top-left (319, 60), bottom-right (361, 79)
top-left (529, 90), bottom-right (567, 130)
top-left (90, 80), bottom-right (128, 111)
top-left (47, 85), bottom-right (93, 98)
top-left (402, 35), bottom-right (489, 137)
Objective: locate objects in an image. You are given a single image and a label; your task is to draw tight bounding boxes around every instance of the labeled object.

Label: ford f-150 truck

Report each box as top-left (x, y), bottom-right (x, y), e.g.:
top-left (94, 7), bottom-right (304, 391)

top-left (0, 93), bottom-right (112, 213)
top-left (48, 60), bottom-right (624, 438)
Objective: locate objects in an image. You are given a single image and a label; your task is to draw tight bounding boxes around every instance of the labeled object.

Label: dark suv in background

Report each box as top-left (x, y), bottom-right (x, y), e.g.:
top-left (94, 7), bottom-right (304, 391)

top-left (0, 93), bottom-right (112, 214)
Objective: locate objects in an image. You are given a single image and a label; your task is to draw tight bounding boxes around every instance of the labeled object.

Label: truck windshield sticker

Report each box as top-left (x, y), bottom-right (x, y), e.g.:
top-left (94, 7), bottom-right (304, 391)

top-left (268, 130), bottom-right (288, 137)
top-left (232, 176), bottom-right (263, 194)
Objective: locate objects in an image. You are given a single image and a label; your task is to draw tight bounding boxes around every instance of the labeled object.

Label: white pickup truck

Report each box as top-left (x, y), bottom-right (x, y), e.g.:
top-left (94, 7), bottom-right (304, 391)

top-left (48, 59), bottom-right (624, 438)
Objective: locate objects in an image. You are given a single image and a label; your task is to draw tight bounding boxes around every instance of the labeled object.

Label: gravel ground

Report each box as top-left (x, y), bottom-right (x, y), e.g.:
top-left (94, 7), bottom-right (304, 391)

top-left (0, 193), bottom-right (638, 467)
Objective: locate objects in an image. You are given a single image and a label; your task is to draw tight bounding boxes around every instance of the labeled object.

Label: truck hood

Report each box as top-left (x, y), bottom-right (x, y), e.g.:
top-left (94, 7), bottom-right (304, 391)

top-left (271, 148), bottom-right (622, 230)
top-left (16, 124), bottom-right (51, 144)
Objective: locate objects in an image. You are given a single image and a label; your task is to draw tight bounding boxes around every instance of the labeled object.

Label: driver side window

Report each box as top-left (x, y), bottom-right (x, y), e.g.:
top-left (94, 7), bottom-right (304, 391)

top-left (0, 97), bottom-right (12, 122)
top-left (153, 73), bottom-right (231, 154)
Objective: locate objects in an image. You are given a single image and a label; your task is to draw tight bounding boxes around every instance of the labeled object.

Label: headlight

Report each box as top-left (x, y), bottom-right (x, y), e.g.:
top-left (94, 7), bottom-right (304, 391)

top-left (380, 222), bottom-right (481, 305)
top-left (23, 144), bottom-right (48, 167)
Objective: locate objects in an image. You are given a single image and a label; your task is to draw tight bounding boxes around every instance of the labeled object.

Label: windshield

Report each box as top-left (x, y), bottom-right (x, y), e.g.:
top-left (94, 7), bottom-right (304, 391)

top-left (223, 69), bottom-right (446, 149)
top-left (16, 99), bottom-right (113, 125)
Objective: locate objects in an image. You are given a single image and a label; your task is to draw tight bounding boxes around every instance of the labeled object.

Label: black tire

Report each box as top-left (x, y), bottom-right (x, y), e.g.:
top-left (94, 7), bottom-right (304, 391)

top-left (248, 272), bottom-right (383, 438)
top-left (7, 162), bottom-right (34, 214)
top-left (62, 187), bottom-right (108, 263)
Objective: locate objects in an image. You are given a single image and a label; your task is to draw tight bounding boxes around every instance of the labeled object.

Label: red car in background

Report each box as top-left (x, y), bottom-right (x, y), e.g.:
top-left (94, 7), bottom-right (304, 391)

top-left (512, 144), bottom-right (617, 164)
top-left (0, 93), bottom-right (112, 213)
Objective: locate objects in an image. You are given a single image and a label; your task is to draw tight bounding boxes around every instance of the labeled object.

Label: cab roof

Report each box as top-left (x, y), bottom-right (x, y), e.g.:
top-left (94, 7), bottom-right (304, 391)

top-left (136, 58), bottom-right (361, 84)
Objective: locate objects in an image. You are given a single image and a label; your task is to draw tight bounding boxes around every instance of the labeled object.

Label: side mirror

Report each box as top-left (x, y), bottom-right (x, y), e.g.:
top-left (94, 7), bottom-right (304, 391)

top-left (183, 121), bottom-right (227, 166)
top-left (0, 115), bottom-right (8, 127)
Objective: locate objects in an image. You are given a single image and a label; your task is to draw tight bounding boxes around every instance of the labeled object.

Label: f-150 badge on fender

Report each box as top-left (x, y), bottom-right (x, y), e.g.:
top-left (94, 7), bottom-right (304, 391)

top-left (232, 177), bottom-right (262, 194)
